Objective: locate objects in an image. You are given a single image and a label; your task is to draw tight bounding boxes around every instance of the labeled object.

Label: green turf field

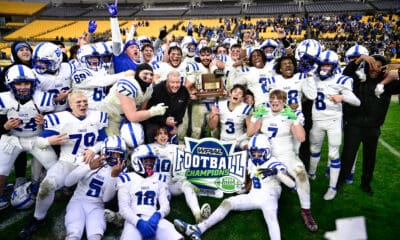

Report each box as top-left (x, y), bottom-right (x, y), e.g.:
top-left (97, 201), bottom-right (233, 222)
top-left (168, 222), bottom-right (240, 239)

top-left (1, 101), bottom-right (399, 240)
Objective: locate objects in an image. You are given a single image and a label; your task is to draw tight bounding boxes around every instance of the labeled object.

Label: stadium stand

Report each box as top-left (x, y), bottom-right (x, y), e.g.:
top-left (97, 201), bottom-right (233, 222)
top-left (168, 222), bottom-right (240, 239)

top-left (0, 1), bottom-right (47, 16)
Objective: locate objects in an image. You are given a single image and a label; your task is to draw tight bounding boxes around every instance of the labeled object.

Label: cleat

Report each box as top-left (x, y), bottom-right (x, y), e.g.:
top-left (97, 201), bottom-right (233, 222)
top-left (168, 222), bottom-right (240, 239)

top-left (323, 187), bottom-right (337, 200)
top-left (360, 184), bottom-right (373, 196)
top-left (18, 218), bottom-right (45, 239)
top-left (345, 173), bottom-right (354, 184)
top-left (200, 203), bottom-right (211, 219)
top-left (301, 209), bottom-right (318, 232)
top-left (174, 219), bottom-right (202, 239)
top-left (325, 166), bottom-right (330, 179)
top-left (308, 173), bottom-right (316, 180)
top-left (0, 196), bottom-right (9, 210)
top-left (14, 178), bottom-right (27, 189)
top-left (104, 209), bottom-right (124, 227)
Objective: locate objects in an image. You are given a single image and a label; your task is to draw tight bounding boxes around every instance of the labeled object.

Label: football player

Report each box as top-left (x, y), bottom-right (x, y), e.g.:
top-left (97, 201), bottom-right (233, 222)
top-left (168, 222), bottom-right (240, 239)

top-left (118, 153), bottom-right (183, 240)
top-left (71, 44), bottom-right (134, 110)
top-left (308, 50), bottom-right (361, 200)
top-left (101, 63), bottom-right (167, 136)
top-left (0, 65), bottom-right (57, 210)
top-left (174, 134), bottom-right (295, 240)
top-left (64, 136), bottom-right (125, 240)
top-left (208, 84), bottom-right (252, 151)
top-left (247, 89), bottom-right (318, 232)
top-left (227, 49), bottom-right (272, 107)
top-left (18, 90), bottom-right (108, 239)
top-left (153, 45), bottom-right (188, 84)
top-left (130, 125), bottom-right (211, 223)
top-left (32, 41), bottom-right (74, 112)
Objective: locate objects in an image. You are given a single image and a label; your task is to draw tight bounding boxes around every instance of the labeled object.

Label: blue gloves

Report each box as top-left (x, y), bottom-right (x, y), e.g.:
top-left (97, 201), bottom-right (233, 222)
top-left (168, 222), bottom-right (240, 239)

top-left (105, 0), bottom-right (118, 17)
top-left (148, 212), bottom-right (161, 230)
top-left (136, 219), bottom-right (156, 239)
top-left (257, 167), bottom-right (278, 179)
top-left (88, 19), bottom-right (97, 34)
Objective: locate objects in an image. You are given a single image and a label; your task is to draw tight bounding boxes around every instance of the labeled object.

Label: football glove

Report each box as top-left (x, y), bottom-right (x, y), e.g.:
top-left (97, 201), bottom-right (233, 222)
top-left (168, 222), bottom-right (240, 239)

top-left (149, 103), bottom-right (168, 117)
top-left (256, 167), bottom-right (278, 179)
top-left (374, 83), bottom-right (384, 98)
top-left (158, 26), bottom-right (168, 40)
top-left (253, 104), bottom-right (268, 118)
top-left (136, 219), bottom-right (156, 239)
top-left (105, 0), bottom-right (118, 17)
top-left (148, 212), bottom-right (161, 230)
top-left (88, 19), bottom-right (97, 34)
top-left (281, 105), bottom-right (297, 120)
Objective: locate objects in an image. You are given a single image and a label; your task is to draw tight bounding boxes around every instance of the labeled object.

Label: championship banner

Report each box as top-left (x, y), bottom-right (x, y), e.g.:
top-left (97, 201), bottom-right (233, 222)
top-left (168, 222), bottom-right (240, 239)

top-left (173, 137), bottom-right (248, 198)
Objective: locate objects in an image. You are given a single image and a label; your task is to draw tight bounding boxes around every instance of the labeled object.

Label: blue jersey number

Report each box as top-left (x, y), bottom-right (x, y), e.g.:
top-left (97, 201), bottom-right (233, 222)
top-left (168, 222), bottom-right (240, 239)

top-left (287, 89), bottom-right (298, 105)
top-left (14, 118), bottom-right (38, 132)
top-left (69, 132), bottom-right (96, 155)
top-left (315, 92), bottom-right (326, 110)
top-left (86, 178), bottom-right (104, 198)
top-left (135, 190), bottom-right (156, 206)
top-left (267, 127), bottom-right (278, 139)
top-left (225, 120), bottom-right (235, 134)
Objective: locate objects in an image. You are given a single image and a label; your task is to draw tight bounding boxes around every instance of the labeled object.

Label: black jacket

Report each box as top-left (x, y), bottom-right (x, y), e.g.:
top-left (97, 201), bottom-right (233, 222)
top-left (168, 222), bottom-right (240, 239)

top-left (343, 61), bottom-right (400, 128)
top-left (143, 81), bottom-right (190, 126)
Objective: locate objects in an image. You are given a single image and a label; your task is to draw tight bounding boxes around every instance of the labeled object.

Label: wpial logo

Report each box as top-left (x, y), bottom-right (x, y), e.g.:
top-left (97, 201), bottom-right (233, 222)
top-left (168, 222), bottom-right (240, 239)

top-left (173, 137), bottom-right (247, 197)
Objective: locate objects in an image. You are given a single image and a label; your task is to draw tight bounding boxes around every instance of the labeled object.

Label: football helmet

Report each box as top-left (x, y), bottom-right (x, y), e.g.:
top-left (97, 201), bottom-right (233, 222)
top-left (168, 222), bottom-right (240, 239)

top-left (181, 36), bottom-right (198, 57)
top-left (101, 135), bottom-right (127, 166)
top-left (11, 181), bottom-right (35, 210)
top-left (344, 44), bottom-right (369, 64)
top-left (317, 50), bottom-right (339, 80)
top-left (5, 64), bottom-right (37, 100)
top-left (295, 39), bottom-right (322, 73)
top-left (120, 121), bottom-right (145, 148)
top-left (132, 153), bottom-right (159, 177)
top-left (95, 41), bottom-right (113, 69)
top-left (77, 44), bottom-right (102, 71)
top-left (248, 134), bottom-right (272, 166)
top-left (260, 39), bottom-right (279, 61)
top-left (136, 36), bottom-right (152, 49)
top-left (32, 42), bottom-right (63, 74)
top-left (222, 37), bottom-right (237, 48)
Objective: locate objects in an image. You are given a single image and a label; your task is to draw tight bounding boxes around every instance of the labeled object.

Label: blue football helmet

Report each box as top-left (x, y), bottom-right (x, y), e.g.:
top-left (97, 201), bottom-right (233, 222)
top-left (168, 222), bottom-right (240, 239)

top-left (317, 50), bottom-right (339, 80)
top-left (101, 135), bottom-right (127, 166)
top-left (248, 134), bottom-right (272, 166)
top-left (5, 64), bottom-right (37, 100)
top-left (32, 42), bottom-right (63, 74)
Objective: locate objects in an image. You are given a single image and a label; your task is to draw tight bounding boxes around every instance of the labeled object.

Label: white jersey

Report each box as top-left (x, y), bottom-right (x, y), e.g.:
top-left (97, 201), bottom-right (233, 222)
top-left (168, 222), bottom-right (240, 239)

top-left (71, 67), bottom-right (121, 110)
top-left (216, 99), bottom-right (252, 141)
top-left (65, 164), bottom-right (117, 204)
top-left (268, 72), bottom-right (317, 110)
top-left (43, 110), bottom-right (108, 162)
top-left (259, 109), bottom-right (297, 157)
top-left (0, 91), bottom-right (55, 137)
top-left (232, 65), bottom-right (271, 106)
top-left (36, 62), bottom-right (74, 112)
top-left (152, 61), bottom-right (187, 84)
top-left (101, 77), bottom-right (152, 120)
top-left (131, 143), bottom-right (177, 182)
top-left (247, 157), bottom-right (285, 192)
top-left (118, 172), bottom-right (170, 219)
top-left (312, 74), bottom-right (353, 121)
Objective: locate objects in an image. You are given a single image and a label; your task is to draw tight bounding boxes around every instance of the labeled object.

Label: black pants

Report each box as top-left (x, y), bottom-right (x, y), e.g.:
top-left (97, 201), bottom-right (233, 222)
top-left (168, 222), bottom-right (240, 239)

top-left (339, 123), bottom-right (380, 187)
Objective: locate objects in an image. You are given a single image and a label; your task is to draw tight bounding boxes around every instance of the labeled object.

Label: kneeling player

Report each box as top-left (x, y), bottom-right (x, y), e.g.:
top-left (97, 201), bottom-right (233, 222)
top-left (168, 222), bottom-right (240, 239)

top-left (64, 136), bottom-right (126, 240)
top-left (174, 134), bottom-right (295, 240)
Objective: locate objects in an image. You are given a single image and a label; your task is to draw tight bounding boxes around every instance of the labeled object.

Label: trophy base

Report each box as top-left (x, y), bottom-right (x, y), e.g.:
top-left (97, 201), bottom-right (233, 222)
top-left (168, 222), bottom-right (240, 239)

top-left (195, 91), bottom-right (226, 99)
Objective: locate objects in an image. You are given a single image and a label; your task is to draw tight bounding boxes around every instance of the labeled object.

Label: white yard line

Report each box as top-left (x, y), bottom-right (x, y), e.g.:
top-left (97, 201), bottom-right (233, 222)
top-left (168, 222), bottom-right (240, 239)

top-left (379, 138), bottom-right (400, 158)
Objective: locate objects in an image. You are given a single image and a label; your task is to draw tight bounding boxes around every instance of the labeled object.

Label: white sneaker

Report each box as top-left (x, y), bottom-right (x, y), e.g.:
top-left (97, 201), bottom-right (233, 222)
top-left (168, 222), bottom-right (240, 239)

top-left (200, 203), bottom-right (211, 219)
top-left (323, 188), bottom-right (337, 200)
